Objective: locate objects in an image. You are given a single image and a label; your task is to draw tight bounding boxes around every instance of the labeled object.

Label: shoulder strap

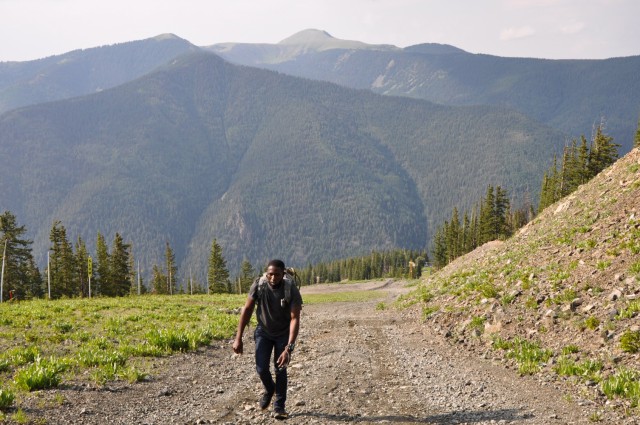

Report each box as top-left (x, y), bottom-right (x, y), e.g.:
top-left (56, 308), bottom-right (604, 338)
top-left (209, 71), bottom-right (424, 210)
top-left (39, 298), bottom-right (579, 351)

top-left (256, 275), bottom-right (267, 303)
top-left (284, 278), bottom-right (292, 304)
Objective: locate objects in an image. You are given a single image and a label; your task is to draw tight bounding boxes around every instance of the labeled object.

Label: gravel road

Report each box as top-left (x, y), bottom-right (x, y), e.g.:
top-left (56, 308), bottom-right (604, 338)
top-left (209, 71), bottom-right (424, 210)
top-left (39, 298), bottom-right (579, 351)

top-left (22, 280), bottom-right (598, 424)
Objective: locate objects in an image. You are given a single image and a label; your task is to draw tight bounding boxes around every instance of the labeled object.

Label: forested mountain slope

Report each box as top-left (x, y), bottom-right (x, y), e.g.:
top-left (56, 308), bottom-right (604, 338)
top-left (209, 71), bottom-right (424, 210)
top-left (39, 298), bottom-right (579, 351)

top-left (210, 29), bottom-right (640, 152)
top-left (0, 51), bottom-right (565, 280)
top-left (0, 34), bottom-right (197, 114)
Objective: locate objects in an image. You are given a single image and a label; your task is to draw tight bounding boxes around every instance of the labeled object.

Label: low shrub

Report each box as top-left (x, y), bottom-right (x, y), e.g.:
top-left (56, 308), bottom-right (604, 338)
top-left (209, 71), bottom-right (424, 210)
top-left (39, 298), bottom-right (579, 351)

top-left (0, 388), bottom-right (15, 410)
top-left (620, 330), bottom-right (640, 353)
top-left (601, 368), bottom-right (640, 407)
top-left (146, 329), bottom-right (190, 352)
top-left (14, 356), bottom-right (66, 391)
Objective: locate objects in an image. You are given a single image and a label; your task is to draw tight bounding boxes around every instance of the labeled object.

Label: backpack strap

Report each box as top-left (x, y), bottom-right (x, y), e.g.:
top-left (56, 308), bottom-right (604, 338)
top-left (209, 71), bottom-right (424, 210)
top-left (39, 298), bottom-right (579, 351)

top-left (256, 275), bottom-right (267, 303)
top-left (256, 273), bottom-right (293, 305)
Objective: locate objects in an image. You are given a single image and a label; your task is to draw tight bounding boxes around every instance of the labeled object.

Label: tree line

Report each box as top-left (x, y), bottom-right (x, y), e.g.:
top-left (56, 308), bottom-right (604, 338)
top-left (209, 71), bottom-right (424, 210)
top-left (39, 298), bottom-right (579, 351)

top-left (538, 124), bottom-right (621, 211)
top-left (429, 123), bottom-right (630, 269)
top-left (1, 206), bottom-right (430, 301)
top-left (430, 185), bottom-right (534, 269)
top-left (294, 249), bottom-right (429, 285)
top-left (0, 216), bottom-right (261, 301)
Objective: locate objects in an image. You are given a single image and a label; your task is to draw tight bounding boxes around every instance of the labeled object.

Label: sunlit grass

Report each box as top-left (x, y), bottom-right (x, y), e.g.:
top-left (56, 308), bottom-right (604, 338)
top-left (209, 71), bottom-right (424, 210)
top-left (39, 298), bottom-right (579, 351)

top-left (302, 291), bottom-right (385, 304)
top-left (0, 294), bottom-right (246, 394)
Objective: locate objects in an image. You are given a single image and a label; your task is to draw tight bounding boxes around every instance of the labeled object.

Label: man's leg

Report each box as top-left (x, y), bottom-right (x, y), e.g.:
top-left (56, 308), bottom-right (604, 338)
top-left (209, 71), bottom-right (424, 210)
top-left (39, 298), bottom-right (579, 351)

top-left (272, 336), bottom-right (289, 411)
top-left (254, 327), bottom-right (275, 403)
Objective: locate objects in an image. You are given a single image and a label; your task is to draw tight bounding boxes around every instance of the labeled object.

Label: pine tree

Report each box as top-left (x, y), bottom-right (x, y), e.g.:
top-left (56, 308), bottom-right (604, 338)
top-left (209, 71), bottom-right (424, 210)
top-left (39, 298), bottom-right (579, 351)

top-left (208, 239), bottom-right (230, 294)
top-left (165, 242), bottom-right (177, 295)
top-left (95, 232), bottom-right (110, 296)
top-left (431, 226), bottom-right (448, 269)
top-left (446, 208), bottom-right (461, 262)
top-left (577, 136), bottom-right (590, 183)
top-left (539, 154), bottom-right (561, 212)
top-left (479, 185), bottom-right (496, 244)
top-left (494, 186), bottom-right (510, 239)
top-left (151, 264), bottom-right (167, 294)
top-left (588, 124), bottom-right (619, 177)
top-left (634, 118), bottom-right (640, 149)
top-left (110, 233), bottom-right (131, 296)
top-left (238, 259), bottom-right (256, 294)
top-left (75, 237), bottom-right (89, 297)
top-left (560, 141), bottom-right (582, 197)
top-left (0, 211), bottom-right (40, 300)
top-left (48, 221), bottom-right (76, 298)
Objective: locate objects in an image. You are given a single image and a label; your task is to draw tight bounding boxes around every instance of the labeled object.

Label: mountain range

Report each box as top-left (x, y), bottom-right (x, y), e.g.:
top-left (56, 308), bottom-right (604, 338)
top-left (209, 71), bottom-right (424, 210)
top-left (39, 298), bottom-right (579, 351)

top-left (0, 30), bottom-right (637, 281)
top-left (208, 29), bottom-right (640, 153)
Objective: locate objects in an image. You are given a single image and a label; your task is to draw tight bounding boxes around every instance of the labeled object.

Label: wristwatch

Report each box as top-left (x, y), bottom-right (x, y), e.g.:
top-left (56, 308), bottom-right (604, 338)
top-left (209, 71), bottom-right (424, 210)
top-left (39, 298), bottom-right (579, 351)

top-left (287, 343), bottom-right (295, 353)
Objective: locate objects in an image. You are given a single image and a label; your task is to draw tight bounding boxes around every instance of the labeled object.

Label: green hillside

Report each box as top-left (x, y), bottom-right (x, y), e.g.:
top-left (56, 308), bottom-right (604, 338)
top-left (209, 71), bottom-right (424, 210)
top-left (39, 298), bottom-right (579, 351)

top-left (0, 51), bottom-right (565, 282)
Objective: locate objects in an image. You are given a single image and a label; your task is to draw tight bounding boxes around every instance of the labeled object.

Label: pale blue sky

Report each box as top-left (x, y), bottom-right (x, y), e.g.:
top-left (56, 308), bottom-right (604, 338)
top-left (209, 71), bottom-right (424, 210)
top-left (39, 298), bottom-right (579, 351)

top-left (1, 0), bottom-right (638, 61)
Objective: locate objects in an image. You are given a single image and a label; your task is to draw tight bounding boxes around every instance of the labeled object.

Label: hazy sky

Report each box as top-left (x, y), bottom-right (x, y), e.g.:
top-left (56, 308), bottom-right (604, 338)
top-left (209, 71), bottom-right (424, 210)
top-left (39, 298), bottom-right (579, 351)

top-left (1, 0), bottom-right (639, 62)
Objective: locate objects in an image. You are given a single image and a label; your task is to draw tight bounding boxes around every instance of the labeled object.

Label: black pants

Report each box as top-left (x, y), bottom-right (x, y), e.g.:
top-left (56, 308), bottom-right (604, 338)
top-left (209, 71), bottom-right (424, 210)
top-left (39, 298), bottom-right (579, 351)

top-left (254, 326), bottom-right (288, 410)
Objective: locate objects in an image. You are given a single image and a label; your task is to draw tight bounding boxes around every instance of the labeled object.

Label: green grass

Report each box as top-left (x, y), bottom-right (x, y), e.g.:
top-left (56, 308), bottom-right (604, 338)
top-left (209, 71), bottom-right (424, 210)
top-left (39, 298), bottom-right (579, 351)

top-left (0, 388), bottom-right (14, 410)
top-left (0, 294), bottom-right (245, 395)
top-left (617, 300), bottom-right (640, 319)
top-left (492, 336), bottom-right (552, 375)
top-left (422, 306), bottom-right (439, 320)
top-left (553, 357), bottom-right (603, 381)
top-left (583, 316), bottom-right (600, 331)
top-left (14, 356), bottom-right (67, 391)
top-left (601, 368), bottom-right (640, 407)
top-left (469, 316), bottom-right (486, 333)
top-left (303, 291), bottom-right (385, 304)
top-left (620, 330), bottom-right (640, 353)
top-left (561, 344), bottom-right (580, 355)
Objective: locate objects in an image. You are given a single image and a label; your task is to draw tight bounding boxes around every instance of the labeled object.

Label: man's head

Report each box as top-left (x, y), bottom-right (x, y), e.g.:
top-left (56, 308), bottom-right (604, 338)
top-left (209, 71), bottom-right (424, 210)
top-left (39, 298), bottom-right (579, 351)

top-left (266, 259), bottom-right (285, 285)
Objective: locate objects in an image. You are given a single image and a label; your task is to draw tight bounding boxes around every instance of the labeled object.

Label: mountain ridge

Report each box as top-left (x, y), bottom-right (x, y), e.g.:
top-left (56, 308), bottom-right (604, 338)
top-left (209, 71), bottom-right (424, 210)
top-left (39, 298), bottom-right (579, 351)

top-left (211, 31), bottom-right (640, 152)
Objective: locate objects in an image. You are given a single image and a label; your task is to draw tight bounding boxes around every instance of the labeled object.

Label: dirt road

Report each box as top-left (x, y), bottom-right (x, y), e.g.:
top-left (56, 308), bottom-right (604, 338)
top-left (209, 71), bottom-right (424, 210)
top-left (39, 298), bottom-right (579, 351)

top-left (24, 280), bottom-right (598, 424)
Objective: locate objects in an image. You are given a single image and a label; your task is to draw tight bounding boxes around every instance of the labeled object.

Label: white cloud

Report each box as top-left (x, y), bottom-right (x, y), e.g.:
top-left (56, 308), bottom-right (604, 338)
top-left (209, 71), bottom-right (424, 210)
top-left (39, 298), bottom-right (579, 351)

top-left (560, 21), bottom-right (586, 34)
top-left (500, 26), bottom-right (536, 40)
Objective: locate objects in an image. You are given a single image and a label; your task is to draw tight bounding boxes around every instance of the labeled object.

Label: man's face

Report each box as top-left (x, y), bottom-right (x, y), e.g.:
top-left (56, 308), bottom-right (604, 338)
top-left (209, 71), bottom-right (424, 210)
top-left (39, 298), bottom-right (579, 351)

top-left (266, 265), bottom-right (284, 285)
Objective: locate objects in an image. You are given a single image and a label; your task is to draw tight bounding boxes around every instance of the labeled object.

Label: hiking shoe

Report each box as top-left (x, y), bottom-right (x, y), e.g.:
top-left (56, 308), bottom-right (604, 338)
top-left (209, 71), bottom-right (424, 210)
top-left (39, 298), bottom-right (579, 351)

top-left (273, 408), bottom-right (289, 420)
top-left (259, 391), bottom-right (274, 410)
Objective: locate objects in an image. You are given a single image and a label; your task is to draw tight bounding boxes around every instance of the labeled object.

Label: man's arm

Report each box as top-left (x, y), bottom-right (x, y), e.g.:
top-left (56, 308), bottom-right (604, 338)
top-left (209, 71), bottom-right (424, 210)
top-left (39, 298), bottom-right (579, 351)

top-left (233, 297), bottom-right (255, 355)
top-left (277, 304), bottom-right (301, 367)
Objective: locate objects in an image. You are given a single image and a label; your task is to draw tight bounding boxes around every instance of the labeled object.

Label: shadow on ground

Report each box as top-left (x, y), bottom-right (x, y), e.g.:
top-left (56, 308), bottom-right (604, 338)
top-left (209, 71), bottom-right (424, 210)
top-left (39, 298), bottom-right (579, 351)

top-left (293, 408), bottom-right (535, 423)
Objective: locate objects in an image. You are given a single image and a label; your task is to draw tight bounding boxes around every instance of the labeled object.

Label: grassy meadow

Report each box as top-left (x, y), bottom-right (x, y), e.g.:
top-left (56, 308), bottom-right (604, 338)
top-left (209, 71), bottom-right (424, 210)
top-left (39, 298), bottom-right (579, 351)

top-left (0, 294), bottom-right (248, 416)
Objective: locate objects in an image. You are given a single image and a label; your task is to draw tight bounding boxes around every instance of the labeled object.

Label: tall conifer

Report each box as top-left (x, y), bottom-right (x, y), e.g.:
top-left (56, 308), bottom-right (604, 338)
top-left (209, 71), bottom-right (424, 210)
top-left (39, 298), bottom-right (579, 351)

top-left (208, 239), bottom-right (230, 294)
top-left (165, 242), bottom-right (177, 294)
top-left (110, 233), bottom-right (131, 296)
top-left (49, 221), bottom-right (75, 298)
top-left (238, 259), bottom-right (256, 294)
top-left (0, 211), bottom-right (39, 300)
top-left (95, 232), bottom-right (110, 296)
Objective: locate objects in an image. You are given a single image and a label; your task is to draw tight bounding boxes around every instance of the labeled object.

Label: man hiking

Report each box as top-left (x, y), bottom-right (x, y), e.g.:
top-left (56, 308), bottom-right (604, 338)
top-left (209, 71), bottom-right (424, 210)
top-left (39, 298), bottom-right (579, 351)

top-left (233, 259), bottom-right (302, 419)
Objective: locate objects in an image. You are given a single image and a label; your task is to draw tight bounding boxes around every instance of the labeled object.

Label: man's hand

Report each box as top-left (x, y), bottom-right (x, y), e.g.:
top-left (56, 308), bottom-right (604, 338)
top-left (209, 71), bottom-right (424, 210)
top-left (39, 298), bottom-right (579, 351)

top-left (233, 338), bottom-right (243, 355)
top-left (233, 297), bottom-right (255, 355)
top-left (277, 350), bottom-right (290, 368)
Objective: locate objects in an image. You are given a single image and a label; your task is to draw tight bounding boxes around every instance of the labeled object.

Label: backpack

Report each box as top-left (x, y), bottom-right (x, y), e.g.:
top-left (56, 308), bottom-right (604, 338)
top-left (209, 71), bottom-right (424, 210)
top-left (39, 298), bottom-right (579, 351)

top-left (255, 267), bottom-right (300, 305)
